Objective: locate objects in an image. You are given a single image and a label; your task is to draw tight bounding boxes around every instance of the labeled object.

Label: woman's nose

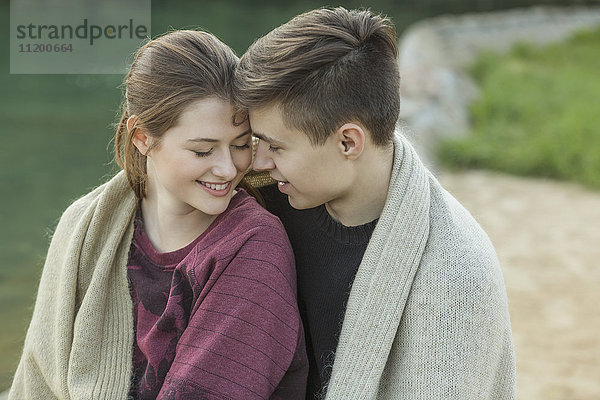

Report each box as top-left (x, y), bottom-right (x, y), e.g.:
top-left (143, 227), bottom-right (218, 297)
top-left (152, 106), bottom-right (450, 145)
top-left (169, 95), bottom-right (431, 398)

top-left (212, 150), bottom-right (238, 181)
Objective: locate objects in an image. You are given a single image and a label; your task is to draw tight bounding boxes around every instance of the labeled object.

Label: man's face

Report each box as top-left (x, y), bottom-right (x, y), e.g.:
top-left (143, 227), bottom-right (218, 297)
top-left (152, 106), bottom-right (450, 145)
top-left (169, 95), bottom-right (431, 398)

top-left (249, 105), bottom-right (348, 210)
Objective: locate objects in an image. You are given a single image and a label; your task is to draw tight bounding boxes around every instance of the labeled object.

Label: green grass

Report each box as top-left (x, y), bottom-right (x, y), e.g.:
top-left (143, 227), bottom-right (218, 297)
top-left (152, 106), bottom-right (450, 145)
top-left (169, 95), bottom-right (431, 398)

top-left (438, 27), bottom-right (600, 188)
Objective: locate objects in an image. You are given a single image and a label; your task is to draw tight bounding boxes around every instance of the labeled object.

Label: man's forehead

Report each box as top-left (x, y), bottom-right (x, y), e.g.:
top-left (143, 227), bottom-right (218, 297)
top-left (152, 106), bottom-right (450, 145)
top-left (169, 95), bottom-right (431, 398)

top-left (251, 131), bottom-right (286, 147)
top-left (249, 106), bottom-right (291, 145)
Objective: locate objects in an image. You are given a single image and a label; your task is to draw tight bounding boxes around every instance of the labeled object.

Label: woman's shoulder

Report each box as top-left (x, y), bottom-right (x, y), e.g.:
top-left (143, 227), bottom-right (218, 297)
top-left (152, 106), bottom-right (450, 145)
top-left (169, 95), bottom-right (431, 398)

top-left (223, 189), bottom-right (288, 235)
top-left (188, 189), bottom-right (293, 262)
top-left (57, 172), bottom-right (134, 231)
top-left (205, 190), bottom-right (296, 283)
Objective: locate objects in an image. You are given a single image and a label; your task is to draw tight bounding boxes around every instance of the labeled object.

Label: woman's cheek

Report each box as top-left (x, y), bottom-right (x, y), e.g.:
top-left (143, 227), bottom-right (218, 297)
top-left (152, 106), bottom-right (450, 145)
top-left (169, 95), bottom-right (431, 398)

top-left (234, 149), bottom-right (253, 172)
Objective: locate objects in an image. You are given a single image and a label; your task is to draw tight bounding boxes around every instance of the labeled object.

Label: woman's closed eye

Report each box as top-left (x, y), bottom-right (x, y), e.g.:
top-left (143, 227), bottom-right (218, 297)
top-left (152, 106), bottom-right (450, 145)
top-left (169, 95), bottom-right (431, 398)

top-left (231, 142), bottom-right (250, 151)
top-left (193, 149), bottom-right (213, 157)
top-left (192, 141), bottom-right (249, 157)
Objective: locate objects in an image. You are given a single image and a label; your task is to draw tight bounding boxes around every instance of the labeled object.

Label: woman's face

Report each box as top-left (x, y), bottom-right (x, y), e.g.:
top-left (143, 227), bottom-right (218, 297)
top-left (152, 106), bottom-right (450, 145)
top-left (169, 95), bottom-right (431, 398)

top-left (145, 97), bottom-right (252, 217)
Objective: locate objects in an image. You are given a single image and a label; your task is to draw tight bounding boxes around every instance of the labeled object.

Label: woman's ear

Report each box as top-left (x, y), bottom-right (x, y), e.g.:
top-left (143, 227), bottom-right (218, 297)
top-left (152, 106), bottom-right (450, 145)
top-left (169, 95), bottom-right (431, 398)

top-left (128, 115), bottom-right (152, 155)
top-left (336, 123), bottom-right (365, 160)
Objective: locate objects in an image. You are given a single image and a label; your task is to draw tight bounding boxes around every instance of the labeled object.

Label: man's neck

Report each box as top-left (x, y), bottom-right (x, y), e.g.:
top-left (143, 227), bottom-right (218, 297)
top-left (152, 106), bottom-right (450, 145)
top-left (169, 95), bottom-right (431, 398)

top-left (325, 144), bottom-right (394, 227)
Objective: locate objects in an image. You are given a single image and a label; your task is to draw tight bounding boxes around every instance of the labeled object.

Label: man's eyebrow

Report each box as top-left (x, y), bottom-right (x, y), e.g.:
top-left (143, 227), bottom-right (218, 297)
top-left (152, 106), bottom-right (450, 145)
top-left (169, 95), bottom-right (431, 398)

top-left (186, 129), bottom-right (252, 143)
top-left (252, 131), bottom-right (285, 147)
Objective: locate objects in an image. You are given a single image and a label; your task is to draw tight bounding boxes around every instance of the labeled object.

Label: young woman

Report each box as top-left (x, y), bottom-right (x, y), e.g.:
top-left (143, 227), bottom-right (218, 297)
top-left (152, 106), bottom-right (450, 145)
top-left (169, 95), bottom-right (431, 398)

top-left (9, 30), bottom-right (307, 400)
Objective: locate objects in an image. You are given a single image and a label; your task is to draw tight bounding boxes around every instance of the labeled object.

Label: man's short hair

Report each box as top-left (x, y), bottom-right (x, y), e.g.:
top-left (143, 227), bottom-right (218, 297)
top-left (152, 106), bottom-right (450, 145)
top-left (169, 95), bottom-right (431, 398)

top-left (234, 7), bottom-right (400, 147)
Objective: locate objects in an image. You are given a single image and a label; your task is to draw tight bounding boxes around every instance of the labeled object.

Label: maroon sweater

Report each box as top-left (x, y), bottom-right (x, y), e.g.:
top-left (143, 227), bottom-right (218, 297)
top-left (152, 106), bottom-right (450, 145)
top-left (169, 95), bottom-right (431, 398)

top-left (127, 190), bottom-right (308, 399)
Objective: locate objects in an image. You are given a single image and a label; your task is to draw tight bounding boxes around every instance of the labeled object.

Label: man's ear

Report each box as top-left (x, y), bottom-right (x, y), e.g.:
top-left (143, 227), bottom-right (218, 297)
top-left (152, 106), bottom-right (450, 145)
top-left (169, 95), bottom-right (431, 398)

top-left (336, 123), bottom-right (365, 160)
top-left (128, 115), bottom-right (152, 156)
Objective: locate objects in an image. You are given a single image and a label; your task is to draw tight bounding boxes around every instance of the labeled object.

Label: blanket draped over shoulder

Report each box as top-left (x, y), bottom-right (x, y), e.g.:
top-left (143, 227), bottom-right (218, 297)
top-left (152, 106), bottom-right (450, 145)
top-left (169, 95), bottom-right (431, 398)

top-left (10, 171), bottom-right (137, 400)
top-left (325, 134), bottom-right (516, 399)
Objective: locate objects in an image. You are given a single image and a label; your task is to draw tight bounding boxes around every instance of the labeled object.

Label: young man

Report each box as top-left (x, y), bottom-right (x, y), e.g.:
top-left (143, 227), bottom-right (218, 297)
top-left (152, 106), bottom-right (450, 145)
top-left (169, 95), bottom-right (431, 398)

top-left (235, 7), bottom-right (516, 400)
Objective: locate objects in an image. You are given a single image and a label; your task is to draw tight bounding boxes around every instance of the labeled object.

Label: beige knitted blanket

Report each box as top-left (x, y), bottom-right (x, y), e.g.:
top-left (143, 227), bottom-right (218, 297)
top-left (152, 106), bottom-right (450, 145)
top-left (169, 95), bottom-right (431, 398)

top-left (10, 171), bottom-right (137, 400)
top-left (325, 134), bottom-right (516, 399)
top-left (9, 136), bottom-right (515, 399)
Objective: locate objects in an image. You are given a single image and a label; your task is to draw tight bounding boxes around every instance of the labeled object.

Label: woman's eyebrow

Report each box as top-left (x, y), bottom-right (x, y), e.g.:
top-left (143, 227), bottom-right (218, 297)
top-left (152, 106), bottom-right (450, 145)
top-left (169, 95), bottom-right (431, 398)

top-left (186, 129), bottom-right (252, 143)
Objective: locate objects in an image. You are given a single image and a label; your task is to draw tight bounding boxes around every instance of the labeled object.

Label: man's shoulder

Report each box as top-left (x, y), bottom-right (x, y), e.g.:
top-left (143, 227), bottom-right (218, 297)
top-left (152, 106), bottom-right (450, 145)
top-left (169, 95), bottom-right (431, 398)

top-left (429, 178), bottom-right (497, 256)
top-left (413, 176), bottom-right (505, 297)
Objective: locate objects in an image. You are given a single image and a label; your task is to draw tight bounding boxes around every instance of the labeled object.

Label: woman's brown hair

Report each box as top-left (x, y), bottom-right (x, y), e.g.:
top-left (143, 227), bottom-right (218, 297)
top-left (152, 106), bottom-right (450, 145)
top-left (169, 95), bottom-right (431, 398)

top-left (114, 30), bottom-right (241, 199)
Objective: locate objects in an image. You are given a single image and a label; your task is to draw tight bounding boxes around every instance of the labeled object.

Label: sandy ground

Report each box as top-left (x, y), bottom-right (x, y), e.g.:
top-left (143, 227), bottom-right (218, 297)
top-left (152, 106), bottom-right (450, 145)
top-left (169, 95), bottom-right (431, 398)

top-left (439, 170), bottom-right (600, 400)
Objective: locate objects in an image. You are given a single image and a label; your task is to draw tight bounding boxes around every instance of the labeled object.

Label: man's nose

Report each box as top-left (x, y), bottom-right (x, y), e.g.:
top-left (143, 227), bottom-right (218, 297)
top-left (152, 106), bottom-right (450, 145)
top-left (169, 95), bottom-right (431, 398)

top-left (252, 140), bottom-right (276, 171)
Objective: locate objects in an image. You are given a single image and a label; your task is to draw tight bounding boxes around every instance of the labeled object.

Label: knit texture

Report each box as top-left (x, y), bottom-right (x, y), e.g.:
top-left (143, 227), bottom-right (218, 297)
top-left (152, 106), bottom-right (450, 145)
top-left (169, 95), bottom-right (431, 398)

top-left (9, 171), bottom-right (137, 400)
top-left (257, 186), bottom-right (378, 398)
top-left (9, 171), bottom-right (308, 399)
top-left (323, 134), bottom-right (516, 399)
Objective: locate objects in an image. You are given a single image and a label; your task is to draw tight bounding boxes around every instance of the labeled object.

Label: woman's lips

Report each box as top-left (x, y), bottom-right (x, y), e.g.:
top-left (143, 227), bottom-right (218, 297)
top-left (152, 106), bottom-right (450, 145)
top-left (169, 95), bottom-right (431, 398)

top-left (197, 180), bottom-right (231, 197)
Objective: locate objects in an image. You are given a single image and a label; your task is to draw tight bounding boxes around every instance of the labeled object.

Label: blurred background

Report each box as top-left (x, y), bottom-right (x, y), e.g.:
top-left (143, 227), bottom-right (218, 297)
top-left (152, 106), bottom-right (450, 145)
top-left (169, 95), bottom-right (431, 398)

top-left (1, 0), bottom-right (599, 397)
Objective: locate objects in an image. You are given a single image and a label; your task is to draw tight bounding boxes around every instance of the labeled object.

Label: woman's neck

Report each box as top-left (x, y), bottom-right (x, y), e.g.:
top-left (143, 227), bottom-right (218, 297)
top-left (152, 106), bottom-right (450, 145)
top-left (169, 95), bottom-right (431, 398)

top-left (139, 193), bottom-right (217, 253)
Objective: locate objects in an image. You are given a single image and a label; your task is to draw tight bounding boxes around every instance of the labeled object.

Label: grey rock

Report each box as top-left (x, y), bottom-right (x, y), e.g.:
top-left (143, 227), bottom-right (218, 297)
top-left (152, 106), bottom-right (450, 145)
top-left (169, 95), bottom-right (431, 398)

top-left (397, 6), bottom-right (600, 165)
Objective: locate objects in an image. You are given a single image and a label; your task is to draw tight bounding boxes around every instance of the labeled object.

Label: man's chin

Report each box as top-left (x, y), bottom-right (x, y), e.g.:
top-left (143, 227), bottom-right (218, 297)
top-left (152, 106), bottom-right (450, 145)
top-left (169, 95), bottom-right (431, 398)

top-left (287, 195), bottom-right (320, 210)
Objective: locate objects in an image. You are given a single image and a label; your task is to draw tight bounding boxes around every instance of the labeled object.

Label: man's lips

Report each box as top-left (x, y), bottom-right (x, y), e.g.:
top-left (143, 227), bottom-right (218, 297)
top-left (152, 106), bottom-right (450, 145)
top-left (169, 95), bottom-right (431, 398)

top-left (270, 175), bottom-right (287, 184)
top-left (274, 178), bottom-right (290, 193)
